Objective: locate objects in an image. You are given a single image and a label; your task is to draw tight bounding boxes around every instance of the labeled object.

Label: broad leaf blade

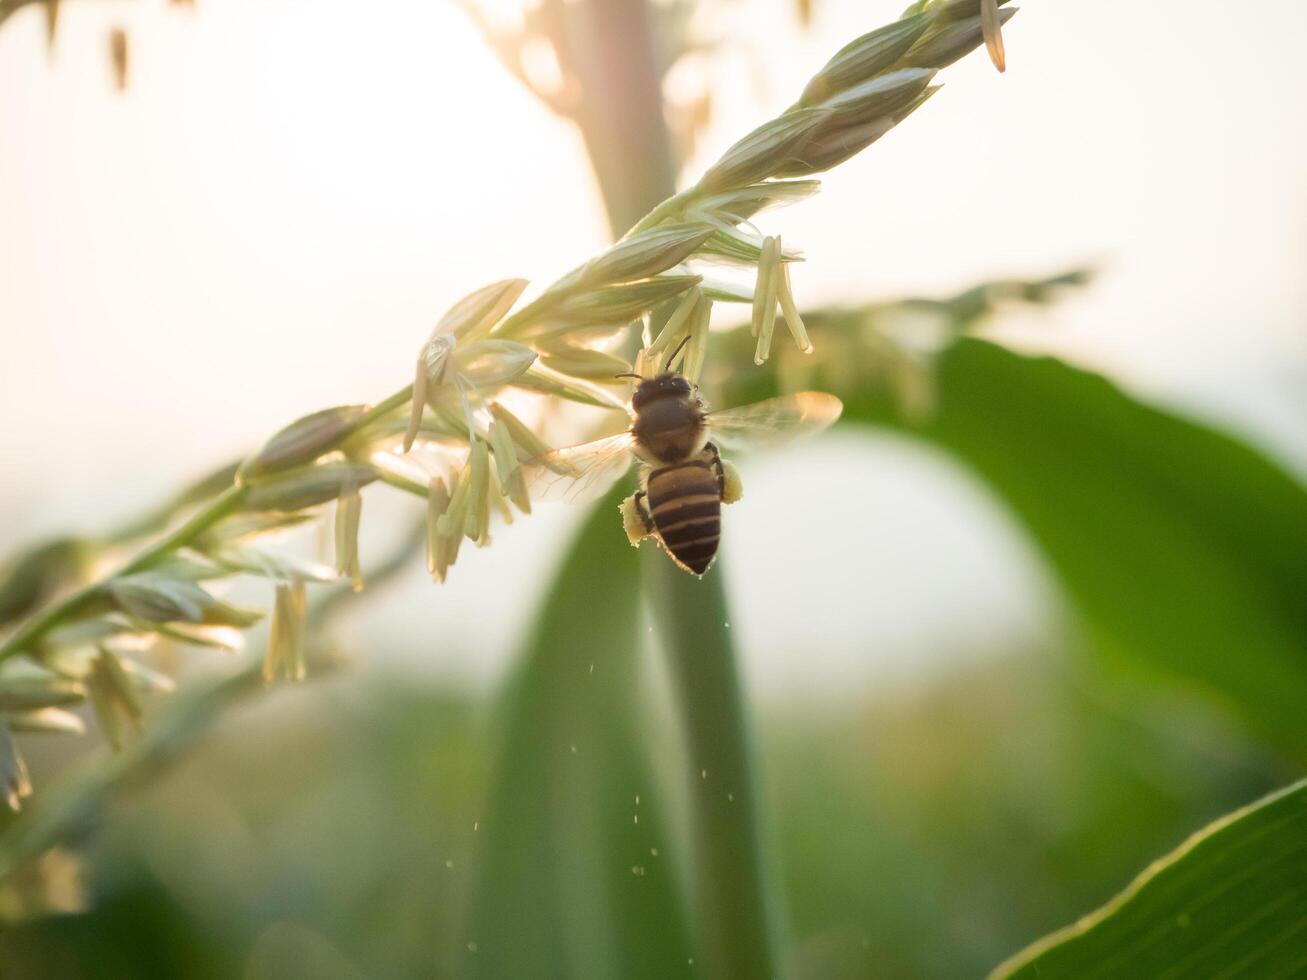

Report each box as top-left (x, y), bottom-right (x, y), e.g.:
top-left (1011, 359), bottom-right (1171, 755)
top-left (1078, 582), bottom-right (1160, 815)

top-left (465, 489), bottom-right (693, 979)
top-left (992, 778), bottom-right (1307, 978)
top-left (838, 339), bottom-right (1307, 756)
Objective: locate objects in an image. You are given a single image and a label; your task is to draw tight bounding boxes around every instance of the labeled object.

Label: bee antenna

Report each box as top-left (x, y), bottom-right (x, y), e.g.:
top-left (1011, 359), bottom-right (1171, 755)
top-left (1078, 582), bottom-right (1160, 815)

top-left (614, 372), bottom-right (643, 381)
top-left (665, 335), bottom-right (692, 373)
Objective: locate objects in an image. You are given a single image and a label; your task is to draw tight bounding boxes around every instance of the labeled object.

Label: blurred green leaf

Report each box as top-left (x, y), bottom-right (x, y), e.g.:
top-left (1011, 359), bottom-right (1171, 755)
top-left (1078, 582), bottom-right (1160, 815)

top-left (466, 489), bottom-right (694, 979)
top-left (837, 338), bottom-right (1307, 757)
top-left (993, 778), bottom-right (1307, 978)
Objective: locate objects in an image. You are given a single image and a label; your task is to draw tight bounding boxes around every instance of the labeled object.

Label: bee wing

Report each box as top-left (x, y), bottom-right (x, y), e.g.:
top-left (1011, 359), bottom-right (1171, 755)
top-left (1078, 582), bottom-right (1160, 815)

top-left (707, 391), bottom-right (843, 453)
top-left (525, 431), bottom-right (638, 503)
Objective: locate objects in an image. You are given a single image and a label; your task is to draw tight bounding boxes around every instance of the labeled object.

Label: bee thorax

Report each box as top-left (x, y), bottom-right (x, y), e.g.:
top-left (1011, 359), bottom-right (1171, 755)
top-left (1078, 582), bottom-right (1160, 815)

top-left (631, 397), bottom-right (707, 464)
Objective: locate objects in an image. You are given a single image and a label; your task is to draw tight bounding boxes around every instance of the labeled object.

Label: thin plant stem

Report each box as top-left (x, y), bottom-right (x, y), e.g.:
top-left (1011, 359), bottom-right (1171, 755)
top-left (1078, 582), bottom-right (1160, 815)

top-left (0, 387), bottom-right (417, 667)
top-left (559, 0), bottom-right (788, 972)
top-left (0, 486), bottom-right (248, 666)
top-left (644, 553), bottom-right (785, 979)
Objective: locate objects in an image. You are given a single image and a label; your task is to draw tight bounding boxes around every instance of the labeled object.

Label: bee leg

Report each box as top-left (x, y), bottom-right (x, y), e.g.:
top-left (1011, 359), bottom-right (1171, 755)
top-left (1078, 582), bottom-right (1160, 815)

top-left (634, 490), bottom-right (655, 531)
top-left (620, 490), bottom-right (655, 546)
top-left (706, 443), bottom-right (744, 505)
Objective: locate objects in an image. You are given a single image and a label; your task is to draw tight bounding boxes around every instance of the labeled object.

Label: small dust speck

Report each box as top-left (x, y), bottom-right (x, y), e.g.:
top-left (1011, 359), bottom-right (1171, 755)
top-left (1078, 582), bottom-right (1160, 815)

top-left (570, 745), bottom-right (578, 754)
top-left (724, 622), bottom-right (731, 629)
top-left (631, 865), bottom-right (646, 876)
top-left (633, 814), bottom-right (640, 824)
top-left (635, 795), bottom-right (640, 806)
top-left (589, 663), bottom-right (595, 674)
top-left (727, 793), bottom-right (735, 803)
top-left (467, 942), bottom-right (478, 954)
top-left (473, 821), bottom-right (479, 832)
top-left (445, 859), bottom-right (455, 869)
top-left (650, 847), bottom-right (659, 857)
top-left (700, 769), bottom-right (708, 780)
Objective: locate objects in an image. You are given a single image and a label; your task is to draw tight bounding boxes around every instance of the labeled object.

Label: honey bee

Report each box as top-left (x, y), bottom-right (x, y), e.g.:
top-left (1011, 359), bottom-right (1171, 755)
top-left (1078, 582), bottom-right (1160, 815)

top-left (535, 363), bottom-right (842, 575)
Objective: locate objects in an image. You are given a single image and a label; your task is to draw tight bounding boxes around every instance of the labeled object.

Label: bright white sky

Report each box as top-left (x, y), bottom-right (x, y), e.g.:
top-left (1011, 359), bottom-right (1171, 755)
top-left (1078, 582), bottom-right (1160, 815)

top-left (1, 0), bottom-right (1305, 699)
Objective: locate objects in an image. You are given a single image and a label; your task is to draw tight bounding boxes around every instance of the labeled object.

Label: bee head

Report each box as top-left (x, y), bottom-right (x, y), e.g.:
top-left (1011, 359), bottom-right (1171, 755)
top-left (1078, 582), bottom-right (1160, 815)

top-left (631, 372), bottom-right (694, 411)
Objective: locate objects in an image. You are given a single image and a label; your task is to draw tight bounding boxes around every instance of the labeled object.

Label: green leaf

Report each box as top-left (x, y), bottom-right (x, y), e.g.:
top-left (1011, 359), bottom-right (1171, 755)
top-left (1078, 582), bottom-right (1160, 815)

top-left (841, 339), bottom-right (1307, 755)
top-left (992, 778), bottom-right (1307, 978)
top-left (465, 488), bottom-right (694, 979)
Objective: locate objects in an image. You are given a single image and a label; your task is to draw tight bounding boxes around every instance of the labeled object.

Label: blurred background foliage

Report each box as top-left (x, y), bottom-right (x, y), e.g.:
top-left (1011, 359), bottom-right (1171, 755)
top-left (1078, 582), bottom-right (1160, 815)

top-left (2, 0), bottom-right (1307, 977)
top-left (0, 640), bottom-right (1287, 978)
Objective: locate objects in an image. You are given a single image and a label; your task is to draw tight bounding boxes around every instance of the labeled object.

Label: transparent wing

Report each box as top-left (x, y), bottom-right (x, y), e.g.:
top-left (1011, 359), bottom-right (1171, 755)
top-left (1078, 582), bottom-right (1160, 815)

top-left (707, 391), bottom-right (843, 453)
top-left (525, 431), bottom-right (637, 503)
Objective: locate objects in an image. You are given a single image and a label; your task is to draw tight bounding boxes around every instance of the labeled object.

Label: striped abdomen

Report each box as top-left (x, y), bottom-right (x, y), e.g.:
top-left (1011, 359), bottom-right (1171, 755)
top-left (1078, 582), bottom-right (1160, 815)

top-left (645, 454), bottom-right (722, 575)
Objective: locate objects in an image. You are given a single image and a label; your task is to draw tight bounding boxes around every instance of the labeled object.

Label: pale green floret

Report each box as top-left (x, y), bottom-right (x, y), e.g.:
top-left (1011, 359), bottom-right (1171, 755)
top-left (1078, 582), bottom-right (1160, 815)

top-left (753, 236), bottom-right (782, 364)
top-left (575, 223), bottom-right (715, 287)
top-left (438, 278), bottom-right (530, 342)
top-left (263, 581), bottom-right (307, 684)
top-left (426, 476), bottom-right (452, 582)
top-left (685, 296), bottom-right (713, 383)
top-left (647, 286), bottom-right (703, 361)
top-left (7, 707), bottom-right (85, 736)
top-left (0, 724), bottom-right (31, 810)
top-left (539, 347), bottom-right (632, 381)
top-left (334, 484), bottom-right (364, 593)
top-left (87, 647), bottom-right (143, 750)
top-left (776, 262), bottom-right (813, 354)
top-left (243, 461), bottom-right (379, 513)
top-left (241, 405), bottom-right (370, 479)
top-left (452, 340), bottom-right (537, 388)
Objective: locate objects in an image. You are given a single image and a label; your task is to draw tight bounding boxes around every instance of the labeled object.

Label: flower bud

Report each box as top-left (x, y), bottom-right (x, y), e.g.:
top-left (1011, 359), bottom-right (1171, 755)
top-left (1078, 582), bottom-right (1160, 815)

top-left (7, 707), bottom-right (85, 736)
top-left (540, 347), bottom-right (633, 381)
top-left (926, 0), bottom-right (1013, 22)
top-left (453, 340), bottom-right (537, 387)
top-left (577, 224), bottom-right (714, 287)
top-left (696, 180), bottom-right (822, 223)
top-left (241, 406), bottom-right (369, 479)
top-left (800, 13), bottom-right (931, 106)
top-left (819, 67), bottom-right (936, 125)
top-left (0, 676), bottom-right (85, 712)
top-left (437, 278), bottom-right (530, 341)
top-left (901, 8), bottom-right (1016, 70)
top-left (108, 573), bottom-right (210, 624)
top-left (774, 87), bottom-right (939, 178)
top-left (243, 461), bottom-right (378, 513)
top-left (699, 109), bottom-right (830, 192)
top-left (555, 276), bottom-right (703, 325)
top-left (512, 364), bottom-right (630, 410)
